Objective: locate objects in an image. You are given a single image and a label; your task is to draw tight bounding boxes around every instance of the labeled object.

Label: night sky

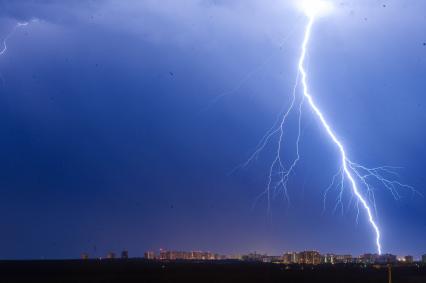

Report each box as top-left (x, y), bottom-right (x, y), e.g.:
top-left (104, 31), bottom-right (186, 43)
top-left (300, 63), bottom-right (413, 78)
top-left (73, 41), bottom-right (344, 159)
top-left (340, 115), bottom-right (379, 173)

top-left (0, 0), bottom-right (425, 260)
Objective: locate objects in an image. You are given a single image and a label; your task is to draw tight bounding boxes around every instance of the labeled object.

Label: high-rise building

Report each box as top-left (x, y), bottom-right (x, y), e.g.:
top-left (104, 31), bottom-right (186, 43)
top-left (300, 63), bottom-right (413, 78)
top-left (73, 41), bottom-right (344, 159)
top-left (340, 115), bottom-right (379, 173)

top-left (159, 249), bottom-right (170, 260)
top-left (121, 250), bottom-right (129, 259)
top-left (422, 254), bottom-right (426, 264)
top-left (197, 251), bottom-right (214, 260)
top-left (298, 251), bottom-right (321, 265)
top-left (214, 254), bottom-right (226, 260)
top-left (191, 251), bottom-right (202, 260)
top-left (283, 252), bottom-right (299, 264)
top-left (156, 250), bottom-right (225, 261)
top-left (228, 254), bottom-right (242, 260)
top-left (242, 252), bottom-right (266, 262)
top-left (159, 250), bottom-right (173, 260)
top-left (334, 254), bottom-right (353, 264)
top-left (144, 251), bottom-right (155, 260)
top-left (322, 254), bottom-right (335, 264)
top-left (360, 253), bottom-right (379, 264)
top-left (81, 253), bottom-right (89, 260)
top-left (107, 252), bottom-right (115, 259)
top-left (376, 254), bottom-right (397, 264)
top-left (404, 255), bottom-right (413, 264)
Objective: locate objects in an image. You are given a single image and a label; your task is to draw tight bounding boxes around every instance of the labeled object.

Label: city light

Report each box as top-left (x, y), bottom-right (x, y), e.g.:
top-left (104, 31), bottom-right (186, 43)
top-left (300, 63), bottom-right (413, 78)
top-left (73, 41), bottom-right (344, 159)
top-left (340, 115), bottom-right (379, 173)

top-left (141, 249), bottom-right (422, 266)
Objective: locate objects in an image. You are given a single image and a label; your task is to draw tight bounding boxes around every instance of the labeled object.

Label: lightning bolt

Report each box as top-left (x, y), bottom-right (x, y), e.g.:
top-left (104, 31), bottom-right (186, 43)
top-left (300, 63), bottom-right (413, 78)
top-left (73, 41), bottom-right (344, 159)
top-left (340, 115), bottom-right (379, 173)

top-left (244, 1), bottom-right (418, 255)
top-left (0, 21), bottom-right (32, 88)
top-left (299, 15), bottom-right (383, 254)
top-left (0, 22), bottom-right (29, 57)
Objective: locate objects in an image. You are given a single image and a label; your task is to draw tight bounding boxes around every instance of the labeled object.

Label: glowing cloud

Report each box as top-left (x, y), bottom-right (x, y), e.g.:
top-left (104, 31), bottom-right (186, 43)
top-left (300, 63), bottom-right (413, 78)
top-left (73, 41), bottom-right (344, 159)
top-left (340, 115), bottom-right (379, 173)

top-left (298, 0), bottom-right (334, 17)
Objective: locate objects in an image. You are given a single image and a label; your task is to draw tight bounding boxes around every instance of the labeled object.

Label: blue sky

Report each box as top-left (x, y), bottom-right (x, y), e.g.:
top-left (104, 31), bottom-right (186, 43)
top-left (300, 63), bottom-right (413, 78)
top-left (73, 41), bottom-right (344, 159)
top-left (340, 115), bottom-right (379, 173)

top-left (0, 0), bottom-right (425, 259)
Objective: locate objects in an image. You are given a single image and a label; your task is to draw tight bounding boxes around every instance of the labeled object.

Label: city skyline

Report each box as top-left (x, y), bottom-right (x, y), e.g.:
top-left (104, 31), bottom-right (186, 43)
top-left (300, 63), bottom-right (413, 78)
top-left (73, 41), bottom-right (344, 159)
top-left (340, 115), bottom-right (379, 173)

top-left (76, 247), bottom-right (426, 263)
top-left (78, 248), bottom-right (426, 264)
top-left (0, 1), bottom-right (425, 260)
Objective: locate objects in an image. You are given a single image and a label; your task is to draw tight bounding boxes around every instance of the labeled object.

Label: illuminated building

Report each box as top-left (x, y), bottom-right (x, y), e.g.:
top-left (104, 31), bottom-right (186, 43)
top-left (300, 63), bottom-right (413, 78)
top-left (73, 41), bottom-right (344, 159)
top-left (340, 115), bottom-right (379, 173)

top-left (81, 253), bottom-right (89, 260)
top-left (322, 254), bottom-right (335, 264)
top-left (376, 254), bottom-right (397, 264)
top-left (157, 250), bottom-right (222, 261)
top-left (214, 254), bottom-right (227, 260)
top-left (283, 252), bottom-right (298, 264)
top-left (121, 250), bottom-right (129, 259)
top-left (159, 249), bottom-right (171, 260)
top-left (228, 254), bottom-right (242, 260)
top-left (297, 251), bottom-right (321, 265)
top-left (144, 251), bottom-right (155, 260)
top-left (360, 253), bottom-right (379, 264)
top-left (107, 252), bottom-right (115, 259)
top-left (334, 254), bottom-right (353, 264)
top-left (191, 251), bottom-right (202, 260)
top-left (403, 255), bottom-right (413, 264)
top-left (191, 251), bottom-right (215, 260)
top-left (160, 250), bottom-right (183, 260)
top-left (242, 252), bottom-right (266, 262)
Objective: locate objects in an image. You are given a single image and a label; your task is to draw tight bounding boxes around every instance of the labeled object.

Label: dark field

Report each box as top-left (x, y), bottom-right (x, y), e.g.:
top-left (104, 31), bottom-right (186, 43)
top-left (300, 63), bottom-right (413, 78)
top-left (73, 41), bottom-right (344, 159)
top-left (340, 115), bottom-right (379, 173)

top-left (0, 260), bottom-right (425, 283)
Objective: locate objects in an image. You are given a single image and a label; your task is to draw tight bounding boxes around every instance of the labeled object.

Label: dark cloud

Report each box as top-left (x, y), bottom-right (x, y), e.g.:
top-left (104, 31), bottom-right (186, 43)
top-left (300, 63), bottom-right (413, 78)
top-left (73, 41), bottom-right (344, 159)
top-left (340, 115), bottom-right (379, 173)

top-left (0, 0), bottom-right (105, 23)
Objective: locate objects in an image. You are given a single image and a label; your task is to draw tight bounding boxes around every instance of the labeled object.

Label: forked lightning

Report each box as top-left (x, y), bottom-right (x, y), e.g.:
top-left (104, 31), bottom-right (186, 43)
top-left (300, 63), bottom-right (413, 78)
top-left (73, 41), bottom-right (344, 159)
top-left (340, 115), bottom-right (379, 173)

top-left (246, 0), bottom-right (417, 255)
